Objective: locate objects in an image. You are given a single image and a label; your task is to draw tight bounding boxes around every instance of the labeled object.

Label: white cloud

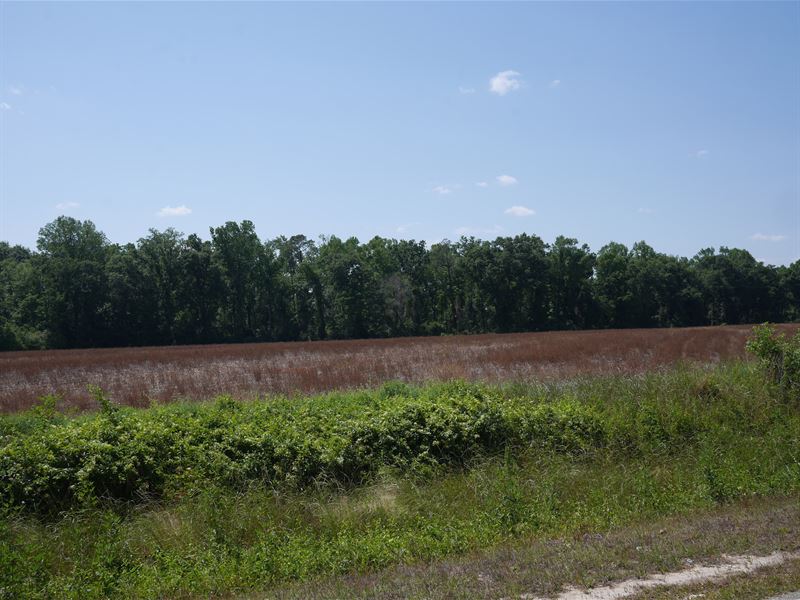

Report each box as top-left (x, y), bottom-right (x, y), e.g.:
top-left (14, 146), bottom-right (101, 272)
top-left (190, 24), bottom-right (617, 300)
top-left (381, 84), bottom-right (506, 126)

top-left (433, 185), bottom-right (457, 195)
top-left (695, 149), bottom-right (709, 158)
top-left (455, 224), bottom-right (504, 238)
top-left (8, 85), bottom-right (23, 96)
top-left (489, 70), bottom-right (522, 96)
top-left (475, 181), bottom-right (489, 188)
top-left (496, 174), bottom-right (518, 186)
top-left (751, 233), bottom-right (787, 242)
top-left (504, 205), bottom-right (535, 217)
top-left (0, 102), bottom-right (10, 110)
top-left (458, 86), bottom-right (476, 95)
top-left (395, 222), bottom-right (420, 235)
top-left (637, 207), bottom-right (655, 215)
top-left (55, 202), bottom-right (80, 210)
top-left (157, 205), bottom-right (192, 217)
top-left (549, 79), bottom-right (561, 88)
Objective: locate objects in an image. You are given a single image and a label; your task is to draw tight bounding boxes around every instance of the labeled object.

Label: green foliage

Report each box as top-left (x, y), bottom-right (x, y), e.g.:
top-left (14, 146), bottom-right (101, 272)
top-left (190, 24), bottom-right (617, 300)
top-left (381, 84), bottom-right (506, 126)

top-left (1, 361), bottom-right (795, 516)
top-left (35, 217), bottom-right (109, 348)
top-left (88, 385), bottom-right (118, 419)
top-left (378, 380), bottom-right (415, 399)
top-left (30, 395), bottom-right (60, 421)
top-left (747, 323), bottom-right (800, 400)
top-left (1, 363), bottom-right (799, 598)
top-left (0, 384), bottom-right (608, 512)
top-left (2, 217), bottom-right (798, 350)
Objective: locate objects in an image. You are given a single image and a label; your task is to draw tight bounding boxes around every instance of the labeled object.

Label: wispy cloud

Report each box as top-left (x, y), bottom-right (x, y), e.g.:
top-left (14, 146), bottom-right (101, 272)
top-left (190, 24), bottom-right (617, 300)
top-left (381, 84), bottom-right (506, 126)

top-left (0, 102), bottom-right (10, 111)
top-left (475, 181), bottom-right (488, 188)
top-left (458, 86), bottom-right (476, 95)
top-left (504, 205), bottom-right (535, 217)
top-left (55, 202), bottom-right (80, 210)
top-left (694, 149), bottom-right (709, 159)
top-left (549, 79), bottom-right (561, 88)
top-left (455, 224), bottom-right (504, 238)
top-left (433, 185), bottom-right (455, 195)
top-left (496, 174), bottom-right (518, 186)
top-left (8, 85), bottom-right (23, 96)
top-left (637, 207), bottom-right (655, 215)
top-left (157, 205), bottom-right (192, 217)
top-left (395, 222), bottom-right (420, 235)
top-left (489, 70), bottom-right (522, 96)
top-left (751, 233), bottom-right (786, 242)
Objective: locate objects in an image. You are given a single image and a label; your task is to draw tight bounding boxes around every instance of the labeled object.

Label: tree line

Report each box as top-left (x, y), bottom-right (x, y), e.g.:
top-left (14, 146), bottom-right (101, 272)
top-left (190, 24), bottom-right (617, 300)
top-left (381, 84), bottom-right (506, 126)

top-left (0, 216), bottom-right (797, 350)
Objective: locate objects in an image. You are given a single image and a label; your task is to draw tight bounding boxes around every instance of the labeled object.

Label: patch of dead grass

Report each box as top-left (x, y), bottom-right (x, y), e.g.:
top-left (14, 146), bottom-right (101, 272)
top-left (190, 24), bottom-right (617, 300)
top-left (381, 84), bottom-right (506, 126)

top-left (627, 557), bottom-right (800, 600)
top-left (2, 324), bottom-right (797, 413)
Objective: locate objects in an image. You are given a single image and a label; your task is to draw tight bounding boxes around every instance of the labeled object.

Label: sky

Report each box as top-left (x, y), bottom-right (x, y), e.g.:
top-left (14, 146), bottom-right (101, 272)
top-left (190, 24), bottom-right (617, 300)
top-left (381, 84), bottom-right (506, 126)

top-left (1, 2), bottom-right (798, 266)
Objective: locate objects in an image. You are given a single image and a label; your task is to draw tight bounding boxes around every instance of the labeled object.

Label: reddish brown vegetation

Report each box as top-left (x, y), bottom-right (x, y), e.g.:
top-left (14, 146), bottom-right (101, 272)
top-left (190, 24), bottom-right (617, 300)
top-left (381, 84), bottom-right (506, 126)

top-left (1, 324), bottom-right (797, 413)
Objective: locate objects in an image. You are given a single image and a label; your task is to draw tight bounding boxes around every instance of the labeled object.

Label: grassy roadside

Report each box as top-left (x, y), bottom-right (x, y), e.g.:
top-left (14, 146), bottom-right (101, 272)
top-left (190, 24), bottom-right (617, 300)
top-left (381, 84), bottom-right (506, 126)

top-left (266, 495), bottom-right (800, 599)
top-left (628, 556), bottom-right (800, 600)
top-left (1, 361), bottom-right (798, 598)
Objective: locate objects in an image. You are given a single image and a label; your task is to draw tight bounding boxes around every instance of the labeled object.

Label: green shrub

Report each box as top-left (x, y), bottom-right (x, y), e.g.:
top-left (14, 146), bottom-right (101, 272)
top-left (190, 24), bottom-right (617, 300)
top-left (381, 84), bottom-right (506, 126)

top-left (0, 386), bottom-right (607, 513)
top-left (1, 364), bottom-right (799, 599)
top-left (1, 362), bottom-right (793, 515)
top-left (30, 394), bottom-right (61, 422)
top-left (746, 324), bottom-right (800, 401)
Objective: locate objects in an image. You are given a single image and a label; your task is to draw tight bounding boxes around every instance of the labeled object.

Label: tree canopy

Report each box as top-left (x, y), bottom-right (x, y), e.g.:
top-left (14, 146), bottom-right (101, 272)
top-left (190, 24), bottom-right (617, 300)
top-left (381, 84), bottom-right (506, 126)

top-left (0, 217), bottom-right (797, 350)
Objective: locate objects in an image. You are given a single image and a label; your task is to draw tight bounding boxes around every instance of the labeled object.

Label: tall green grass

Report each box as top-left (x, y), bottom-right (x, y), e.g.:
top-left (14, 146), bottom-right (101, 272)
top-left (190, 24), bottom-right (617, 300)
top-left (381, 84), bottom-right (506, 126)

top-left (1, 361), bottom-right (798, 599)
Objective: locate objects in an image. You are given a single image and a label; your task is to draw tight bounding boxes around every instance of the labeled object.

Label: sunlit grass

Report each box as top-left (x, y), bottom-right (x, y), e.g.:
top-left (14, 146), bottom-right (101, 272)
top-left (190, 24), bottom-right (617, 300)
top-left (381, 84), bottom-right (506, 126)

top-left (1, 361), bottom-right (798, 599)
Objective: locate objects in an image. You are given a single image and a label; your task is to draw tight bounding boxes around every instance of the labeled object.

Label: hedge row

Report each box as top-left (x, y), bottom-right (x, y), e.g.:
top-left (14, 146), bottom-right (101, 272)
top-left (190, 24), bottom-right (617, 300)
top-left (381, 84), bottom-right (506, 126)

top-left (0, 383), bottom-right (616, 512)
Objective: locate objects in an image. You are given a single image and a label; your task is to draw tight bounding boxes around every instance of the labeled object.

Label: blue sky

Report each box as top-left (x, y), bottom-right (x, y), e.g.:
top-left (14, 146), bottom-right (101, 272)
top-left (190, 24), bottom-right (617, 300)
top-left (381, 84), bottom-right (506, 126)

top-left (1, 2), bottom-right (798, 265)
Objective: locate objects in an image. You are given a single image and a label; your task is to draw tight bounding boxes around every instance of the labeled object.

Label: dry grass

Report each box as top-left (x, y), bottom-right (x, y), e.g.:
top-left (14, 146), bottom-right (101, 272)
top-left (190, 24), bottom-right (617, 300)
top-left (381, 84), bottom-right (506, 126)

top-left (626, 558), bottom-right (800, 599)
top-left (1, 324), bottom-right (797, 413)
top-left (266, 496), bottom-right (800, 600)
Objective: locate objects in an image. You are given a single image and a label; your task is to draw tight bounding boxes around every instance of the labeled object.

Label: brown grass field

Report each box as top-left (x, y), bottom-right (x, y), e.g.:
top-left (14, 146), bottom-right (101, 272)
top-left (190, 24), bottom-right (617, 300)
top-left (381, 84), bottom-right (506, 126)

top-left (0, 324), bottom-right (797, 413)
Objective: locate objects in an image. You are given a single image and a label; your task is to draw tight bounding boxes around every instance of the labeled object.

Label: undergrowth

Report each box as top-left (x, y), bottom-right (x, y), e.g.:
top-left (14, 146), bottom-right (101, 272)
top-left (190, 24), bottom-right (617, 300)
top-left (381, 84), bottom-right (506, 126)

top-left (0, 361), bottom-right (798, 599)
top-left (746, 323), bottom-right (800, 401)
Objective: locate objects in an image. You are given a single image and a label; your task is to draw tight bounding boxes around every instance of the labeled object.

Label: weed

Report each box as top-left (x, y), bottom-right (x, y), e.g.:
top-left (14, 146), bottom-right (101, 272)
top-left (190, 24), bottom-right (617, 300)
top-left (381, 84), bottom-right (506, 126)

top-left (0, 360), bottom-right (797, 598)
top-left (747, 323), bottom-right (800, 401)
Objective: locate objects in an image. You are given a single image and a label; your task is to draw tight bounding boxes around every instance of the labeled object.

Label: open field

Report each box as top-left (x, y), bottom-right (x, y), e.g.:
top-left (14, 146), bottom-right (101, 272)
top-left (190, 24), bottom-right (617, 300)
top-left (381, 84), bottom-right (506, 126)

top-left (1, 324), bottom-right (797, 413)
top-left (1, 360), bottom-right (799, 598)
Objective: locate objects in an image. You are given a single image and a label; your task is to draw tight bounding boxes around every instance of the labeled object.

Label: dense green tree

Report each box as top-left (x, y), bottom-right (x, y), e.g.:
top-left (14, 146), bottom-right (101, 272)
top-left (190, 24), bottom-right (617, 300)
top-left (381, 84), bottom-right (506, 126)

top-left (1, 217), bottom-right (797, 351)
top-left (453, 237), bottom-right (492, 332)
top-left (135, 229), bottom-right (185, 344)
top-left (36, 217), bottom-right (110, 347)
top-left (548, 236), bottom-right (596, 329)
top-left (0, 251), bottom-right (45, 349)
top-left (491, 234), bottom-right (550, 332)
top-left (318, 236), bottom-right (383, 339)
top-left (105, 243), bottom-right (153, 346)
top-left (427, 240), bottom-right (461, 334)
top-left (0, 242), bottom-right (32, 263)
top-left (389, 239), bottom-right (433, 334)
top-left (594, 242), bottom-right (632, 328)
top-left (780, 261), bottom-right (800, 322)
top-left (211, 221), bottom-right (265, 339)
top-left (177, 234), bottom-right (224, 342)
top-left (271, 235), bottom-right (314, 340)
top-left (653, 254), bottom-right (706, 327)
top-left (364, 237), bottom-right (417, 337)
top-left (693, 247), bottom-right (782, 325)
